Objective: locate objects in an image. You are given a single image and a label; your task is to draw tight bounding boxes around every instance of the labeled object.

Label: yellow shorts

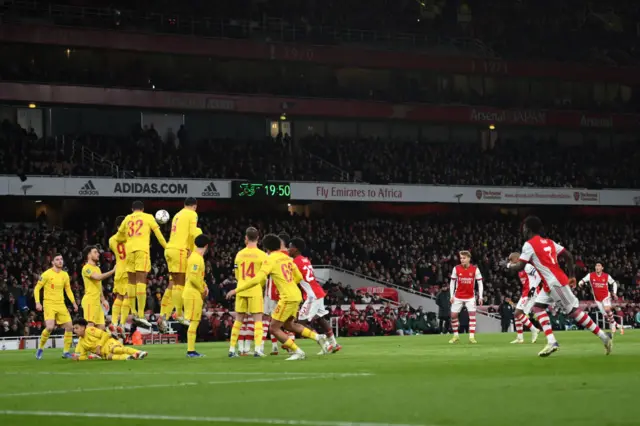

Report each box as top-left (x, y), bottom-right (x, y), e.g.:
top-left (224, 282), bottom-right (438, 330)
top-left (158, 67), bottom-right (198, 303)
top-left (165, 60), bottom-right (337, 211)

top-left (235, 295), bottom-right (263, 314)
top-left (271, 300), bottom-right (300, 323)
top-left (43, 303), bottom-right (71, 325)
top-left (165, 248), bottom-right (188, 274)
top-left (113, 276), bottom-right (128, 296)
top-left (82, 298), bottom-right (105, 325)
top-left (126, 251), bottom-right (151, 273)
top-left (183, 296), bottom-right (203, 322)
top-left (101, 338), bottom-right (123, 357)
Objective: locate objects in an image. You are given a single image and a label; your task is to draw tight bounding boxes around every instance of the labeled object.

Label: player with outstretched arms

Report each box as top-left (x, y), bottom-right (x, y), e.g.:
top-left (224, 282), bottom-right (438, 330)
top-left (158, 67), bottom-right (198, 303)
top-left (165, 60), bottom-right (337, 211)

top-left (229, 227), bottom-right (267, 358)
top-left (449, 251), bottom-right (483, 344)
top-left (117, 200), bottom-right (167, 328)
top-left (261, 232), bottom-right (291, 355)
top-left (289, 237), bottom-right (340, 354)
top-left (162, 197), bottom-right (202, 330)
top-left (507, 216), bottom-right (612, 357)
top-left (226, 234), bottom-right (330, 361)
top-left (81, 246), bottom-right (115, 331)
top-left (578, 263), bottom-right (622, 335)
top-left (34, 254), bottom-right (78, 359)
top-left (507, 252), bottom-right (541, 344)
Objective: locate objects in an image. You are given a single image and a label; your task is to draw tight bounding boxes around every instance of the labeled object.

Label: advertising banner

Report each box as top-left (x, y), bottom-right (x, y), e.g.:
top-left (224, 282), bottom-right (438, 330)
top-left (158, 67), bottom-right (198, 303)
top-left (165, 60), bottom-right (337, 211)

top-left (357, 287), bottom-right (399, 302)
top-left (0, 176), bottom-right (231, 199)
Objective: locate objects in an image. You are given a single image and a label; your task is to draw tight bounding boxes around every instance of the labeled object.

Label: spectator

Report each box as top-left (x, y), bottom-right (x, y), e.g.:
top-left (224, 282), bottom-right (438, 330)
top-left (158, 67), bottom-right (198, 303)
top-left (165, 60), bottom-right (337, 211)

top-left (436, 285), bottom-right (452, 333)
top-left (395, 312), bottom-right (413, 336)
top-left (499, 297), bottom-right (515, 333)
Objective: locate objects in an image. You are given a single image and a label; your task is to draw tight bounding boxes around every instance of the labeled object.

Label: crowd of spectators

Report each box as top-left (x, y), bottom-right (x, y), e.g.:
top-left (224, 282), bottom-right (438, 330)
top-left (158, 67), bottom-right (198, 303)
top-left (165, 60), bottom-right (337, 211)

top-left (3, 122), bottom-right (640, 188)
top-left (2, 212), bottom-right (640, 339)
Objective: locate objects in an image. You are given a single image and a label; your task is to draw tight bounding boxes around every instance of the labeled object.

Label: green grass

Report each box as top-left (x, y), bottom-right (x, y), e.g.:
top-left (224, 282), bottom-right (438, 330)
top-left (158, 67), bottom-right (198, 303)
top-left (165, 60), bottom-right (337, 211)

top-left (0, 331), bottom-right (638, 426)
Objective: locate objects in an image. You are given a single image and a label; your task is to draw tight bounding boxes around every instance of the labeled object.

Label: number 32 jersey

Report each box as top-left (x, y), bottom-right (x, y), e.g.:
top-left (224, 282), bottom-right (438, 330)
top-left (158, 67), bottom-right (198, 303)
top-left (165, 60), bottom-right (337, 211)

top-left (519, 235), bottom-right (569, 288)
top-left (293, 255), bottom-right (326, 300)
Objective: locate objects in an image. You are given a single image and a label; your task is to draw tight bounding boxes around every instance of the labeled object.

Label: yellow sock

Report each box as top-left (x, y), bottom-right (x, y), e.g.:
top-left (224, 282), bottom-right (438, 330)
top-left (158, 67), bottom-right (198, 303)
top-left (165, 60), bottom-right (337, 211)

top-left (172, 285), bottom-right (184, 317)
top-left (283, 338), bottom-right (299, 352)
top-left (120, 297), bottom-right (130, 325)
top-left (63, 331), bottom-right (73, 353)
top-left (160, 288), bottom-right (173, 318)
top-left (39, 329), bottom-right (51, 350)
top-left (136, 283), bottom-right (147, 317)
top-left (112, 298), bottom-right (122, 326)
top-left (254, 321), bottom-right (264, 349)
top-left (127, 284), bottom-right (136, 316)
top-left (187, 321), bottom-right (199, 352)
top-left (301, 328), bottom-right (318, 340)
top-left (112, 346), bottom-right (139, 356)
top-left (230, 320), bottom-right (242, 349)
top-left (111, 354), bottom-right (130, 361)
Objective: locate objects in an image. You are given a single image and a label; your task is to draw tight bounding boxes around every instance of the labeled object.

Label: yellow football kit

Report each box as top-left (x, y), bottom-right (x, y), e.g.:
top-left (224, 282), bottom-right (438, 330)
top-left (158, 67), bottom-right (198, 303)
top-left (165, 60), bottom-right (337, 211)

top-left (108, 235), bottom-right (129, 296)
top-left (75, 326), bottom-right (139, 360)
top-left (117, 211), bottom-right (167, 273)
top-left (183, 251), bottom-right (206, 352)
top-left (234, 247), bottom-right (267, 314)
top-left (165, 208), bottom-right (202, 274)
top-left (81, 263), bottom-right (105, 325)
top-left (35, 268), bottom-right (75, 324)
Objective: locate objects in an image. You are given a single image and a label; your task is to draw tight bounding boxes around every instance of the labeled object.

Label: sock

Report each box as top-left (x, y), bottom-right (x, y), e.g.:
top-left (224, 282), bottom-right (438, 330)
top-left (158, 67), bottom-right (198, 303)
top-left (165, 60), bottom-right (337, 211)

top-left (39, 329), bottom-right (51, 350)
top-left (112, 346), bottom-right (139, 355)
top-left (271, 334), bottom-right (278, 350)
top-left (254, 321), bottom-right (264, 350)
top-left (160, 288), bottom-right (172, 318)
top-left (63, 331), bottom-right (73, 353)
top-left (469, 312), bottom-right (476, 338)
top-left (112, 298), bottom-right (123, 326)
top-left (127, 284), bottom-right (136, 316)
top-left (111, 354), bottom-right (130, 361)
top-left (572, 310), bottom-right (607, 341)
top-left (282, 338), bottom-right (299, 352)
top-left (515, 316), bottom-right (524, 339)
top-left (172, 285), bottom-right (184, 317)
top-left (533, 309), bottom-right (557, 344)
top-left (451, 318), bottom-right (459, 336)
top-left (136, 283), bottom-right (147, 317)
top-left (606, 311), bottom-right (617, 332)
top-left (229, 320), bottom-right (242, 351)
top-left (301, 327), bottom-right (319, 341)
top-left (521, 314), bottom-right (537, 331)
top-left (246, 320), bottom-right (255, 352)
top-left (187, 320), bottom-right (199, 352)
top-left (289, 331), bottom-right (296, 342)
top-left (120, 297), bottom-right (130, 326)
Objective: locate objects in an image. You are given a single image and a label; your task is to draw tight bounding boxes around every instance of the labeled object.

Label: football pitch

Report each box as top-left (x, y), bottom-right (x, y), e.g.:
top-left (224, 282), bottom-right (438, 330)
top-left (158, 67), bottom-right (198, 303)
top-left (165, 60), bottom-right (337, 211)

top-left (0, 332), bottom-right (638, 426)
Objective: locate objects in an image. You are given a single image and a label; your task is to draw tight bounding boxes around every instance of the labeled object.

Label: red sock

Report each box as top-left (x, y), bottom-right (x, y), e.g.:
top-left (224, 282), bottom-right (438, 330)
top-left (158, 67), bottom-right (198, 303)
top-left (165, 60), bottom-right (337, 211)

top-left (469, 312), bottom-right (476, 336)
top-left (451, 318), bottom-right (459, 334)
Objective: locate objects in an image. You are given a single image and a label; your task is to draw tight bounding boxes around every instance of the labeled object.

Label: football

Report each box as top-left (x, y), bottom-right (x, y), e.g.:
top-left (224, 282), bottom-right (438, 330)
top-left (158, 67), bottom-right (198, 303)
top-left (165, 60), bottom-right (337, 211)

top-left (155, 209), bottom-right (170, 224)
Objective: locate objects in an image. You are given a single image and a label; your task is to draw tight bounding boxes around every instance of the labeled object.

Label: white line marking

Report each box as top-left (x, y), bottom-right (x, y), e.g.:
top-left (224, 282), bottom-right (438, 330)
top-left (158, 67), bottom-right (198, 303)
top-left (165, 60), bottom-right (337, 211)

top-left (0, 410), bottom-right (428, 426)
top-left (1, 371), bottom-right (373, 377)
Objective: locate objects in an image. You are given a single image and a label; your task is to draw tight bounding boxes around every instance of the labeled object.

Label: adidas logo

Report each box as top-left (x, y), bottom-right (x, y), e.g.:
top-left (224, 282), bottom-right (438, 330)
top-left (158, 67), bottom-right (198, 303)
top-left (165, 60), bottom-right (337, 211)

top-left (202, 182), bottom-right (220, 197)
top-left (78, 180), bottom-right (99, 196)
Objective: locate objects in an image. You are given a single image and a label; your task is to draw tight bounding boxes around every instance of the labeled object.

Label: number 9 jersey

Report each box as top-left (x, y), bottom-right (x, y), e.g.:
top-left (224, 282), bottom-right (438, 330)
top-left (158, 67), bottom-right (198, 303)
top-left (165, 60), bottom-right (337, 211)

top-left (108, 234), bottom-right (128, 296)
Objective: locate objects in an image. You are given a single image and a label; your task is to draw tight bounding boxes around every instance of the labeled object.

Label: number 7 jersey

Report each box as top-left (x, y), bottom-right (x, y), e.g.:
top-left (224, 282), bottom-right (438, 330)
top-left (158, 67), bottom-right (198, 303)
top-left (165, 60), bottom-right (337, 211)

top-left (519, 235), bottom-right (569, 288)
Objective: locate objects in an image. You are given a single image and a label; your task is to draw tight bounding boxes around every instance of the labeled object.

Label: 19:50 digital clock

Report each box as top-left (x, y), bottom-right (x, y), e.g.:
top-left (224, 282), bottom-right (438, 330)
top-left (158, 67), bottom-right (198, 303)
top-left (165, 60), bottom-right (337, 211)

top-left (231, 181), bottom-right (291, 200)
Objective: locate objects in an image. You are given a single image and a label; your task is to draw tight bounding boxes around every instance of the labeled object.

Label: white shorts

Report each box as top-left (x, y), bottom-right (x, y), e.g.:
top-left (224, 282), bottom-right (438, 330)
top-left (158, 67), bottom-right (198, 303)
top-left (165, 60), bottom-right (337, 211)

top-left (263, 297), bottom-right (278, 316)
top-left (516, 296), bottom-right (536, 314)
top-left (451, 297), bottom-right (476, 313)
top-left (534, 285), bottom-right (579, 313)
top-left (298, 297), bottom-right (329, 321)
top-left (595, 297), bottom-right (612, 314)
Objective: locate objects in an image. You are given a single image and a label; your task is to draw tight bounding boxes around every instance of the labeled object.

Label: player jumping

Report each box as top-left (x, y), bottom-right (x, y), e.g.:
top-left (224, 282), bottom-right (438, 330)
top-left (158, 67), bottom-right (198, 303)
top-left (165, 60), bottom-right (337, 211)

top-left (81, 246), bottom-right (115, 331)
top-left (507, 216), bottom-right (612, 357)
top-left (34, 254), bottom-right (79, 359)
top-left (507, 252), bottom-right (541, 344)
top-left (71, 318), bottom-right (147, 361)
top-left (229, 227), bottom-right (267, 358)
top-left (117, 200), bottom-right (167, 328)
top-left (226, 234), bottom-right (330, 361)
top-left (108, 216), bottom-right (128, 338)
top-left (449, 251), bottom-right (483, 344)
top-left (289, 237), bottom-right (340, 354)
top-left (578, 263), bottom-right (623, 335)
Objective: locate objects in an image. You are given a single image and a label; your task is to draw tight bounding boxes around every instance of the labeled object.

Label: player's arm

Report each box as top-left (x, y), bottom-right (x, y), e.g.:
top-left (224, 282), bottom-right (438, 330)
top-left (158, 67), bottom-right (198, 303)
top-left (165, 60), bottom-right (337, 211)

top-left (233, 253), bottom-right (241, 282)
top-left (556, 244), bottom-right (575, 279)
top-left (292, 262), bottom-right (303, 285)
top-left (88, 327), bottom-right (110, 354)
top-left (525, 265), bottom-right (541, 291)
top-left (116, 217), bottom-right (129, 240)
top-left (34, 274), bottom-right (44, 307)
top-left (449, 268), bottom-right (456, 300)
top-left (64, 273), bottom-right (78, 310)
top-left (72, 341), bottom-right (90, 361)
top-left (150, 218), bottom-right (168, 249)
top-left (232, 260), bottom-right (273, 294)
top-left (88, 268), bottom-right (115, 281)
top-left (475, 268), bottom-right (484, 305)
top-left (508, 243), bottom-right (532, 272)
top-left (578, 274), bottom-right (590, 287)
top-left (608, 275), bottom-right (618, 298)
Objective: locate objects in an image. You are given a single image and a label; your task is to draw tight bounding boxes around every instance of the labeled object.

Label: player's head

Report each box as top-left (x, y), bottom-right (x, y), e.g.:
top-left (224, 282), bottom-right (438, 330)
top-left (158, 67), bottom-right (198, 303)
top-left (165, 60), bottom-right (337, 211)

top-left (459, 250), bottom-right (471, 266)
top-left (595, 262), bottom-right (604, 273)
top-left (72, 318), bottom-right (88, 336)
top-left (194, 234), bottom-right (211, 254)
top-left (83, 245), bottom-right (99, 263)
top-left (508, 252), bottom-right (520, 264)
top-left (522, 216), bottom-right (543, 239)
top-left (262, 234), bottom-right (282, 253)
top-left (132, 200), bottom-right (144, 212)
top-left (278, 232), bottom-right (290, 250)
top-left (115, 215), bottom-right (125, 229)
top-left (184, 197), bottom-right (197, 211)
top-left (245, 226), bottom-right (259, 245)
top-left (289, 237), bottom-right (305, 257)
top-left (51, 253), bottom-right (63, 269)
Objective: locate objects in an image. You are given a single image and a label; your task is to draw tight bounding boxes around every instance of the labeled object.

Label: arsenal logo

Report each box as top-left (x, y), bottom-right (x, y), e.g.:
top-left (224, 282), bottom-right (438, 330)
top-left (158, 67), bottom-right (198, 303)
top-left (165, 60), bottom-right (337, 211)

top-left (573, 192), bottom-right (580, 201)
top-left (476, 190), bottom-right (483, 200)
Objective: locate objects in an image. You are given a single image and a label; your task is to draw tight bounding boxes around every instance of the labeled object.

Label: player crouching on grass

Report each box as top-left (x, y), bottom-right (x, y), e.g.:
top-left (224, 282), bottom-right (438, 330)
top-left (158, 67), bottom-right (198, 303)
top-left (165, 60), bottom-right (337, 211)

top-left (71, 318), bottom-right (148, 361)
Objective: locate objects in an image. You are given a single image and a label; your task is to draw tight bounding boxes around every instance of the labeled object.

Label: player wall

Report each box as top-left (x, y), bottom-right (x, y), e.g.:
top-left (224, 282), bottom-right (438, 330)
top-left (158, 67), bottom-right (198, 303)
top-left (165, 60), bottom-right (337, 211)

top-left (315, 266), bottom-right (502, 333)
